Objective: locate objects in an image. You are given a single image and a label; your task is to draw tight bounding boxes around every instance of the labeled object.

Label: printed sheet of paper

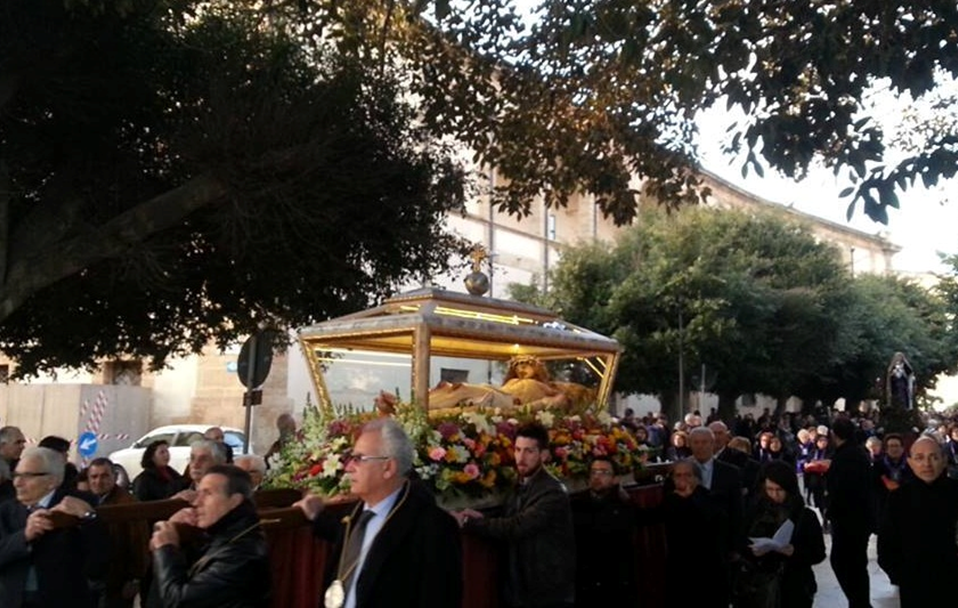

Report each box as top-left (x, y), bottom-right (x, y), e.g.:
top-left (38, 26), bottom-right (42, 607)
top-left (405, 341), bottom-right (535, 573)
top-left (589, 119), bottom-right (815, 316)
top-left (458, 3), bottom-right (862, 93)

top-left (749, 519), bottom-right (794, 552)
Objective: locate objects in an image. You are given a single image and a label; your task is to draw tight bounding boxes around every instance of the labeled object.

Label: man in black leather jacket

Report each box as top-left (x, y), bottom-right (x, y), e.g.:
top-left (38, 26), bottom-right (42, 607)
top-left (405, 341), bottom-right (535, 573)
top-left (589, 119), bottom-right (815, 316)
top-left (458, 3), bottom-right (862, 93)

top-left (149, 464), bottom-right (270, 608)
top-left (455, 422), bottom-right (576, 608)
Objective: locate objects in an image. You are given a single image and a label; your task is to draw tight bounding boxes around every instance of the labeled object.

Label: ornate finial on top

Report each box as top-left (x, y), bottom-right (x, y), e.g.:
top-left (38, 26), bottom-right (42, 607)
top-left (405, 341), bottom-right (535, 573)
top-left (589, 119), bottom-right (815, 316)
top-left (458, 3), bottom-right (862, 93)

top-left (470, 245), bottom-right (488, 273)
top-left (464, 244), bottom-right (490, 296)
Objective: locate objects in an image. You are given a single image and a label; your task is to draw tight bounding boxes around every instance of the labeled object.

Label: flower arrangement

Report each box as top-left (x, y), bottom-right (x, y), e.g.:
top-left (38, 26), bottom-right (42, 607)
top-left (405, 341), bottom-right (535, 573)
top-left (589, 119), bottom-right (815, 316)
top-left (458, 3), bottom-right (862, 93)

top-left (265, 401), bottom-right (647, 502)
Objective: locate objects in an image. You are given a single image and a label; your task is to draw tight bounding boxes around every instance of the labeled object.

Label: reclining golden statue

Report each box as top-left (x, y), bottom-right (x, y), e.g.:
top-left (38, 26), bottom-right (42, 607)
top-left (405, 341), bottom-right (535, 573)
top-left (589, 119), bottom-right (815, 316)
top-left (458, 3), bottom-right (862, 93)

top-left (424, 355), bottom-right (596, 415)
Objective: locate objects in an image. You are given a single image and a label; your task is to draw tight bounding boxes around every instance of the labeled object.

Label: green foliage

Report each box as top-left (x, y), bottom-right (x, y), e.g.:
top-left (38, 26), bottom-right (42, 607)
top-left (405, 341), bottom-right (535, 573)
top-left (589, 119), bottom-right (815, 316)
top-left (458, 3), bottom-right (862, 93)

top-left (0, 0), bottom-right (468, 375)
top-left (286, 0), bottom-right (958, 224)
top-left (538, 206), bottom-right (955, 413)
top-left (813, 274), bottom-right (955, 408)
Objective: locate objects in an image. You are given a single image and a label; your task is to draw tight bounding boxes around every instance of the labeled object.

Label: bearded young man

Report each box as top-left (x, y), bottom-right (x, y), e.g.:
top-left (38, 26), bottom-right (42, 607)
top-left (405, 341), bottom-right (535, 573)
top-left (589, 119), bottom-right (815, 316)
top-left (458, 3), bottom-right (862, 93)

top-left (455, 422), bottom-right (576, 608)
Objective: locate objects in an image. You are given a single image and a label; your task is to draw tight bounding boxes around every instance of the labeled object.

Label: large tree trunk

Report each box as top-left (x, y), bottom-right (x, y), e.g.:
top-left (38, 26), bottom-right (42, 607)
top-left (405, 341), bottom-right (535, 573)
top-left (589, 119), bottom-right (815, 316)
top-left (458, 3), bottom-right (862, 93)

top-left (658, 391), bottom-right (682, 428)
top-left (774, 395), bottom-right (788, 417)
top-left (717, 392), bottom-right (738, 422)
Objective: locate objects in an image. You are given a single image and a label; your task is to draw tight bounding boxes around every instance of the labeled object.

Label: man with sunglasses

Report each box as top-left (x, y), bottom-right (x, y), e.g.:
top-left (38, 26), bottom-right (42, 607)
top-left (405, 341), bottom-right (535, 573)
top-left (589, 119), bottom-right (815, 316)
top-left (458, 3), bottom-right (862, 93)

top-left (294, 418), bottom-right (462, 608)
top-left (0, 446), bottom-right (108, 607)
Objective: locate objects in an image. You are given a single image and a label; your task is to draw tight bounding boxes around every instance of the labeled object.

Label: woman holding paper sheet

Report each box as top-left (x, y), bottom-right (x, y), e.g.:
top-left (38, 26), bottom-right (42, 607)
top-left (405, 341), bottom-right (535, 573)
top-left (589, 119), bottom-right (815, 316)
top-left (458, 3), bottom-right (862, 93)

top-left (733, 460), bottom-right (826, 608)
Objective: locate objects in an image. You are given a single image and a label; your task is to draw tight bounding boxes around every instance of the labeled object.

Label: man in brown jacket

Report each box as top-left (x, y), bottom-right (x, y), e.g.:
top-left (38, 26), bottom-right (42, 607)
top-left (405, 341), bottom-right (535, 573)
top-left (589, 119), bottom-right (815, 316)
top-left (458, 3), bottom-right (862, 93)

top-left (88, 457), bottom-right (149, 608)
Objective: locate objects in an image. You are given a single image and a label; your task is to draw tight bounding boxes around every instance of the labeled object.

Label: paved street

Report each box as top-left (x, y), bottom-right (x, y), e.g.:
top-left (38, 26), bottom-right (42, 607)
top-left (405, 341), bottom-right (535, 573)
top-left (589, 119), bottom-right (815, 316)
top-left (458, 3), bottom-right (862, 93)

top-left (813, 531), bottom-right (898, 608)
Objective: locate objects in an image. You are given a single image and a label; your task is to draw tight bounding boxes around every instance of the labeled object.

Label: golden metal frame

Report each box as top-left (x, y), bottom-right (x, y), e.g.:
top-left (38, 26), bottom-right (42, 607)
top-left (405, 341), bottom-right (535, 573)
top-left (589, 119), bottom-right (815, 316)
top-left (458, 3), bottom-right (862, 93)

top-left (299, 288), bottom-right (622, 410)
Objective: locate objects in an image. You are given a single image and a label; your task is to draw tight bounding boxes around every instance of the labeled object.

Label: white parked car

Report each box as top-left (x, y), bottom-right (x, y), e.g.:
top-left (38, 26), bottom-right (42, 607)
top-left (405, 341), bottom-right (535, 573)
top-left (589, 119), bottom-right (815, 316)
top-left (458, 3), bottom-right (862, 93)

top-left (108, 424), bottom-right (248, 481)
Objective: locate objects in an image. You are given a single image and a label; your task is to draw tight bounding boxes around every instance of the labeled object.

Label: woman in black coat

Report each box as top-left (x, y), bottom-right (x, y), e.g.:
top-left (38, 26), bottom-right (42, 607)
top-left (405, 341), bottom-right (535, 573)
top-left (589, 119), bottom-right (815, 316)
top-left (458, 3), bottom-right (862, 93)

top-left (735, 460), bottom-right (826, 608)
top-left (654, 459), bottom-right (726, 608)
top-left (132, 440), bottom-right (186, 502)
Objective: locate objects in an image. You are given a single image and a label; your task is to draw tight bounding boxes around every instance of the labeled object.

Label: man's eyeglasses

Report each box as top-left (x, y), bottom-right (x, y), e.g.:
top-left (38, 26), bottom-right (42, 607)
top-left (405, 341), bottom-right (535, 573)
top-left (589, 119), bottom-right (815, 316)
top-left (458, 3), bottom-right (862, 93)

top-left (346, 454), bottom-right (391, 465)
top-left (13, 472), bottom-right (49, 479)
top-left (589, 470), bottom-right (614, 477)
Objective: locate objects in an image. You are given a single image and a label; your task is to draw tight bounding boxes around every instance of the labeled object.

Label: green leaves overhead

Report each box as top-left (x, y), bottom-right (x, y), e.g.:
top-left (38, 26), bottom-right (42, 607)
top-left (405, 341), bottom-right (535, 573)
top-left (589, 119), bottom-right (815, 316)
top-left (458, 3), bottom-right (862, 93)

top-left (301, 0), bottom-right (957, 224)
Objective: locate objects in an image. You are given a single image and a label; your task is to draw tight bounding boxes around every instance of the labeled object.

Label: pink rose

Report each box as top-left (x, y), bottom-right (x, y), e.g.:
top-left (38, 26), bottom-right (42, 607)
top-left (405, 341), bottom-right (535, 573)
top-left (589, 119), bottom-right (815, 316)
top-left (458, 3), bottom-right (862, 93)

top-left (554, 447), bottom-right (569, 459)
top-left (429, 446), bottom-right (447, 461)
top-left (464, 463), bottom-right (481, 480)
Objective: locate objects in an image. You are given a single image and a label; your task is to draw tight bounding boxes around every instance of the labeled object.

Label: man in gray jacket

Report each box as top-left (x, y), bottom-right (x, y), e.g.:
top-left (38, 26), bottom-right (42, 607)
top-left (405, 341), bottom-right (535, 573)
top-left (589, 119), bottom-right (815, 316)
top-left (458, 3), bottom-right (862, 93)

top-left (455, 422), bottom-right (575, 608)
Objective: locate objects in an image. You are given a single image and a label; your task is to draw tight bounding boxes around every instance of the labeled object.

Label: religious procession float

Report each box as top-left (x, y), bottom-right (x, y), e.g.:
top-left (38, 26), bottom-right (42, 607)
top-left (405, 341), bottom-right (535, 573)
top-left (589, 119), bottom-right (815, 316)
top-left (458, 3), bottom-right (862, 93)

top-left (267, 250), bottom-right (650, 504)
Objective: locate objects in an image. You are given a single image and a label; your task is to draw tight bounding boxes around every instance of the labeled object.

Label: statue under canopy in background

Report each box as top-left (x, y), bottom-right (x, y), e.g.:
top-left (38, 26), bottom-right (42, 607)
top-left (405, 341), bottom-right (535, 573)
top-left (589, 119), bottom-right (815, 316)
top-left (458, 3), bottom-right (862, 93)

top-left (886, 352), bottom-right (915, 410)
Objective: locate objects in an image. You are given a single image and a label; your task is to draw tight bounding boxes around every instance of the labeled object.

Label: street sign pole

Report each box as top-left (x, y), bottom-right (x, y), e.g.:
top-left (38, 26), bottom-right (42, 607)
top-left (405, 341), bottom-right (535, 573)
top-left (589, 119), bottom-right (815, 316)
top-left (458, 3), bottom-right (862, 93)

top-left (236, 329), bottom-right (275, 455)
top-left (242, 333), bottom-right (257, 455)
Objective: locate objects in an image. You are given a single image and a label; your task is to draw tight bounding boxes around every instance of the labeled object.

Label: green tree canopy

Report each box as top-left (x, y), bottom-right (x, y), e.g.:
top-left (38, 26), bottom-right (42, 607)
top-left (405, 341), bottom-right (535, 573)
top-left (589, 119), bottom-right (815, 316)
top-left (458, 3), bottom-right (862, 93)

top-left (0, 1), bottom-right (467, 376)
top-left (522, 206), bottom-right (955, 419)
top-left (809, 273), bottom-right (955, 410)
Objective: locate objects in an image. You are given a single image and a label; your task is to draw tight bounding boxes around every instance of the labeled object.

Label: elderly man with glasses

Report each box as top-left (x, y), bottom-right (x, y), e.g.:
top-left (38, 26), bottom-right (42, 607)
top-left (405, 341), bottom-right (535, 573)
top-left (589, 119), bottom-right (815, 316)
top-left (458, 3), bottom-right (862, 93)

top-left (294, 418), bottom-right (462, 608)
top-left (0, 446), bottom-right (108, 608)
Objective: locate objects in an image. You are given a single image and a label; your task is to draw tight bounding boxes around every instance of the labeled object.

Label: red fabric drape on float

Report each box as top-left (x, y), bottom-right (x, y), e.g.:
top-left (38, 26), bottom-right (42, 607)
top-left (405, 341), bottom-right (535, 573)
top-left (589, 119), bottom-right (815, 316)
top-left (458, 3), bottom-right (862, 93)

top-left (264, 526), bottom-right (329, 608)
top-left (257, 484), bottom-right (667, 608)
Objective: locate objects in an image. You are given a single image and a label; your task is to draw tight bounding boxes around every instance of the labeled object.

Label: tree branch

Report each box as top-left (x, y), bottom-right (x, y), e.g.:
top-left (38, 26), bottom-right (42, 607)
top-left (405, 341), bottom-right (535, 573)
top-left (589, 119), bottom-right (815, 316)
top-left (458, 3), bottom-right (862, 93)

top-left (0, 173), bottom-right (227, 324)
top-left (7, 169), bottom-right (87, 261)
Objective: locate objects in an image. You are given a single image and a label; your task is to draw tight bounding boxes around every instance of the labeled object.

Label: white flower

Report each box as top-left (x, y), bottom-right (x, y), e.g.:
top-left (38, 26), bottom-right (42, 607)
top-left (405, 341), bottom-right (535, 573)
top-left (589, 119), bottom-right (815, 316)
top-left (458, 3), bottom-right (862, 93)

top-left (322, 454), bottom-right (342, 478)
top-left (462, 411), bottom-right (494, 436)
top-left (596, 410), bottom-right (613, 426)
top-left (568, 415), bottom-right (581, 423)
top-left (535, 411), bottom-right (555, 427)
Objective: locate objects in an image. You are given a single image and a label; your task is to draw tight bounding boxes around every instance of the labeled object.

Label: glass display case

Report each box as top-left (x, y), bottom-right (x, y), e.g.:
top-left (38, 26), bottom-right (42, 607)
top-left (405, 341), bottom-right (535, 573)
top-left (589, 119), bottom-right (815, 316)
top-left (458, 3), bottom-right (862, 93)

top-left (298, 287), bottom-right (622, 412)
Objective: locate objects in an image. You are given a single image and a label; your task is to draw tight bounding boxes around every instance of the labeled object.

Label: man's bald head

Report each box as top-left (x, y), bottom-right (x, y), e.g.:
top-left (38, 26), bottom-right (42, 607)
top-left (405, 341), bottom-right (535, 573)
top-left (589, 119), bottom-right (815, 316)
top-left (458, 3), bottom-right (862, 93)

top-left (908, 436), bottom-right (946, 483)
top-left (708, 421), bottom-right (730, 452)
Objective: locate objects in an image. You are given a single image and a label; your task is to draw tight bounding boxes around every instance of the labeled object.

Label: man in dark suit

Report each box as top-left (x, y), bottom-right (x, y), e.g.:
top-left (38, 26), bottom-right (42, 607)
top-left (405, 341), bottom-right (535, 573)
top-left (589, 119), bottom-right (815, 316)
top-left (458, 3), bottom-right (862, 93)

top-left (0, 426), bottom-right (26, 502)
top-left (569, 457), bottom-right (637, 607)
top-left (0, 446), bottom-right (108, 608)
top-left (690, 425), bottom-right (743, 605)
top-left (827, 416), bottom-right (874, 608)
top-left (710, 421), bottom-right (761, 497)
top-left (878, 436), bottom-right (958, 607)
top-left (87, 457), bottom-right (148, 608)
top-left (295, 418), bottom-right (462, 608)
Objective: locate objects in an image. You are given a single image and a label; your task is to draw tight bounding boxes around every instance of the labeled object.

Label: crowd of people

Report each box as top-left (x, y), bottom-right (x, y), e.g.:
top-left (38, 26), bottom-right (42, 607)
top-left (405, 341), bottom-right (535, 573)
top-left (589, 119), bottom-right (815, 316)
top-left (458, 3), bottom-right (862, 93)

top-left (614, 406), bottom-right (958, 608)
top-left (0, 404), bottom-right (956, 608)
